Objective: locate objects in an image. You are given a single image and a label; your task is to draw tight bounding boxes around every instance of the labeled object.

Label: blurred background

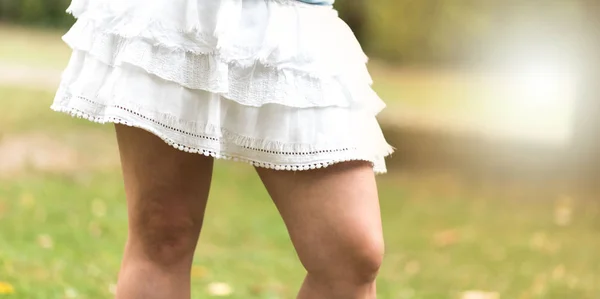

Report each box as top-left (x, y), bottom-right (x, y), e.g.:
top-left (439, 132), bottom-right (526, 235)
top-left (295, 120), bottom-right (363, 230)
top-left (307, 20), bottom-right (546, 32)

top-left (1, 0), bottom-right (599, 298)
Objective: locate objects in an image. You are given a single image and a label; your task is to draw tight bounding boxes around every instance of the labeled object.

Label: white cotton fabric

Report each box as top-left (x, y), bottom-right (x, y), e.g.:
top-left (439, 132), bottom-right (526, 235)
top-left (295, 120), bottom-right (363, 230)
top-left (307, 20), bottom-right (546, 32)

top-left (52, 0), bottom-right (393, 173)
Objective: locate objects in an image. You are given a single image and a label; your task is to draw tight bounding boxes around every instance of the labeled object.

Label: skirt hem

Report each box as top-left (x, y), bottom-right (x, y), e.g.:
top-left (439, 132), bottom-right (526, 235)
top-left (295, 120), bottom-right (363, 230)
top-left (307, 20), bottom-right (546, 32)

top-left (50, 102), bottom-right (391, 174)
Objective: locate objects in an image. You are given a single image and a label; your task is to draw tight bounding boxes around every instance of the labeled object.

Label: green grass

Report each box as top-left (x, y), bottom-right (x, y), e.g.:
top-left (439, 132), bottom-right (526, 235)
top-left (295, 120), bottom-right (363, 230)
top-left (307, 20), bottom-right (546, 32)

top-left (0, 86), bottom-right (599, 299)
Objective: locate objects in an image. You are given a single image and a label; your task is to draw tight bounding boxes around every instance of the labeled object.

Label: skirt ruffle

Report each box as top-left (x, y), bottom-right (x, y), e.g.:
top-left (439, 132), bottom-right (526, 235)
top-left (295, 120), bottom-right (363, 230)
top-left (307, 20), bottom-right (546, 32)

top-left (53, 0), bottom-right (394, 173)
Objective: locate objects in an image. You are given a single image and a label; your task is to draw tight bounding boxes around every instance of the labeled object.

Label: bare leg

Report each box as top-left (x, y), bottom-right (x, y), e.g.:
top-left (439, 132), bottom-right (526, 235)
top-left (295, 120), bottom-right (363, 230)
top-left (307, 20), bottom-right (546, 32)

top-left (256, 162), bottom-right (384, 299)
top-left (114, 125), bottom-right (213, 299)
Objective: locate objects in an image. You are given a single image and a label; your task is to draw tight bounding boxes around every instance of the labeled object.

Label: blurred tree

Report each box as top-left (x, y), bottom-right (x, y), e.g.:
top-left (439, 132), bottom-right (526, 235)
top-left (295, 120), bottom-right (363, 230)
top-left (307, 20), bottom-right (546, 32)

top-left (0, 0), bottom-right (72, 27)
top-left (19, 0), bottom-right (46, 23)
top-left (365, 0), bottom-right (497, 64)
top-left (0, 0), bottom-right (20, 21)
top-left (335, 0), bottom-right (367, 42)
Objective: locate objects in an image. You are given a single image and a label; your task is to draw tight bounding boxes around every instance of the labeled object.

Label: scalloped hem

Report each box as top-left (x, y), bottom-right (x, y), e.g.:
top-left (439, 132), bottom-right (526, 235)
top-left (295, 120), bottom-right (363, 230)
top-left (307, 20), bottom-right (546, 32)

top-left (51, 104), bottom-right (389, 174)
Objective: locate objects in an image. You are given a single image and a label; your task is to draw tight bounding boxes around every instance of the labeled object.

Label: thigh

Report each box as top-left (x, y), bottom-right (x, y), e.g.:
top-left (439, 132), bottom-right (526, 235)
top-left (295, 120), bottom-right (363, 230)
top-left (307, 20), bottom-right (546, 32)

top-left (115, 125), bottom-right (213, 244)
top-left (255, 162), bottom-right (383, 272)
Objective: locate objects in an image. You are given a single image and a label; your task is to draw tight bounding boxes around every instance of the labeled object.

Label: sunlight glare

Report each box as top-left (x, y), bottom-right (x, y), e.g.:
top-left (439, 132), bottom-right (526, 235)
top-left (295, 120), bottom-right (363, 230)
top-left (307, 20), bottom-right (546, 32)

top-left (481, 61), bottom-right (578, 146)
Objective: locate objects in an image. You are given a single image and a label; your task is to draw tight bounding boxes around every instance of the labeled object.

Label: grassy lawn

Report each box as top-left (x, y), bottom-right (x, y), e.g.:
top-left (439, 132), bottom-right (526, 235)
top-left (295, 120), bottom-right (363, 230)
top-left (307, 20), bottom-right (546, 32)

top-left (0, 85), bottom-right (599, 299)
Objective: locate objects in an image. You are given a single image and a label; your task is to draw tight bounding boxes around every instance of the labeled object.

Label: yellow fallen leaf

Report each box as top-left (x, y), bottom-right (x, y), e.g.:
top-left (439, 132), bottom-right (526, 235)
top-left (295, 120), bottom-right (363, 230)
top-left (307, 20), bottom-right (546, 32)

top-left (37, 234), bottom-right (53, 249)
top-left (208, 282), bottom-right (233, 296)
top-left (404, 260), bottom-right (421, 275)
top-left (567, 276), bottom-right (579, 289)
top-left (91, 199), bottom-right (107, 218)
top-left (191, 265), bottom-right (208, 278)
top-left (19, 193), bottom-right (35, 208)
top-left (433, 229), bottom-right (460, 248)
top-left (552, 264), bottom-right (565, 280)
top-left (554, 196), bottom-right (573, 227)
top-left (88, 222), bottom-right (102, 238)
top-left (0, 282), bottom-right (15, 294)
top-left (460, 290), bottom-right (499, 299)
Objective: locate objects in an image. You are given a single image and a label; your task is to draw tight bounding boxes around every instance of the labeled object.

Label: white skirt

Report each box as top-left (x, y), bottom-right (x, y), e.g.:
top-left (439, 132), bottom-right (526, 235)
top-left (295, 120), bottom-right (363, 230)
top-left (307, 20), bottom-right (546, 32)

top-left (52, 0), bottom-right (393, 173)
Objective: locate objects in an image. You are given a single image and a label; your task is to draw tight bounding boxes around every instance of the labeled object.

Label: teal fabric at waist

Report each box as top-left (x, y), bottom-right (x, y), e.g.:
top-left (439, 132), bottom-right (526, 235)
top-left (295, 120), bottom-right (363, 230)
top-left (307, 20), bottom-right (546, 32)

top-left (297, 0), bottom-right (334, 5)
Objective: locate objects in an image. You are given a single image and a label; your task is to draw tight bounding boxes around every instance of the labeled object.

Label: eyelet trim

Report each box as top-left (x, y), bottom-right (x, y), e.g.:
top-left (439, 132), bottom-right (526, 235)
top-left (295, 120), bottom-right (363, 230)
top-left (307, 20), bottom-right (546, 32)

top-left (50, 103), bottom-right (388, 173)
top-left (69, 94), bottom-right (360, 157)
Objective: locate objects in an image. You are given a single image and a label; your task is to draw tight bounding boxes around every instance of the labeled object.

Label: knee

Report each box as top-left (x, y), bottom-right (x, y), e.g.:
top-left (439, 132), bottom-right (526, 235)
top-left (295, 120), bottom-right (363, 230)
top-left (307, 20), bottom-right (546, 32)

top-left (307, 235), bottom-right (384, 284)
top-left (129, 197), bottom-right (201, 266)
top-left (137, 221), bottom-right (198, 266)
top-left (347, 238), bottom-right (385, 283)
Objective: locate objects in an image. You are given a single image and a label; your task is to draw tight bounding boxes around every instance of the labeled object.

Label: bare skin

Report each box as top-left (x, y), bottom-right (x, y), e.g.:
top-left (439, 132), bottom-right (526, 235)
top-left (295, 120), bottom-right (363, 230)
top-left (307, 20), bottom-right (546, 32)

top-left (113, 125), bottom-right (383, 299)
top-left (114, 125), bottom-right (213, 299)
top-left (257, 163), bottom-right (383, 299)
